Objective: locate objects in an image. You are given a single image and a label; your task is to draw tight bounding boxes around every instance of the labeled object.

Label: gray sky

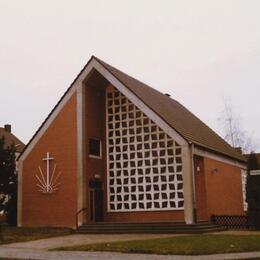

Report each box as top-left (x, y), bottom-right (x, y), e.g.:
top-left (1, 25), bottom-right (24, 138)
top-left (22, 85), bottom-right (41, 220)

top-left (0, 0), bottom-right (259, 151)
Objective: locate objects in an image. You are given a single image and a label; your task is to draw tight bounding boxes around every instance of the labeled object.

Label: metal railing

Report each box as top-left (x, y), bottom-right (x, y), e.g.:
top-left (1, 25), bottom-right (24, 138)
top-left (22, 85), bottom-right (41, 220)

top-left (211, 214), bottom-right (255, 230)
top-left (75, 208), bottom-right (87, 229)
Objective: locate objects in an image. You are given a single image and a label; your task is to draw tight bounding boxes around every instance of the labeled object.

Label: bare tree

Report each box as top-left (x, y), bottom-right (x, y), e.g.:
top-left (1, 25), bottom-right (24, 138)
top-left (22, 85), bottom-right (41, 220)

top-left (219, 98), bottom-right (256, 153)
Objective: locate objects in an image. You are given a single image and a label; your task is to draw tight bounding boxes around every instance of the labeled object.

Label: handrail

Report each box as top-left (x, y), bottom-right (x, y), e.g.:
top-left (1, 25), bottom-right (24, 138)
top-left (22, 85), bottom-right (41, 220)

top-left (76, 207), bottom-right (87, 229)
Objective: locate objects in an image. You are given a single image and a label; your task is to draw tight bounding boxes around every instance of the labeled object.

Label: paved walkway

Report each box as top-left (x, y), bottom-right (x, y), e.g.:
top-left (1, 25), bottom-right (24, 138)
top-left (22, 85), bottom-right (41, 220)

top-left (1, 232), bottom-right (260, 259)
top-left (1, 247), bottom-right (260, 260)
top-left (1, 234), bottom-right (177, 250)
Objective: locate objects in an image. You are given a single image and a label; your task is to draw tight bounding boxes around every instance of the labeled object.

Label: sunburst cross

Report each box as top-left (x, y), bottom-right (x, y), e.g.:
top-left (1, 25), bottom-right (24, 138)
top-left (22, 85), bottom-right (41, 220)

top-left (35, 152), bottom-right (61, 194)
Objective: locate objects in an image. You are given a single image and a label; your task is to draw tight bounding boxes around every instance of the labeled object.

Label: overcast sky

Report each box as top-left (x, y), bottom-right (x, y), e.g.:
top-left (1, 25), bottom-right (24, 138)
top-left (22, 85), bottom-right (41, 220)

top-left (0, 0), bottom-right (259, 151)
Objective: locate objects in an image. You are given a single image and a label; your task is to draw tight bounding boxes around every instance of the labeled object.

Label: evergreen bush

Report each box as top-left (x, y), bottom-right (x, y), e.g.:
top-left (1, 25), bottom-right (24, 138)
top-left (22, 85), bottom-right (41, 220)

top-left (0, 137), bottom-right (17, 226)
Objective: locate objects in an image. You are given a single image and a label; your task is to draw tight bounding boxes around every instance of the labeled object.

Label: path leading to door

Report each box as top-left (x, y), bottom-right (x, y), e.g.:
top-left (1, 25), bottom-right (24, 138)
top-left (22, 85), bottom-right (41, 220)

top-left (1, 233), bottom-right (177, 250)
top-left (1, 232), bottom-right (260, 259)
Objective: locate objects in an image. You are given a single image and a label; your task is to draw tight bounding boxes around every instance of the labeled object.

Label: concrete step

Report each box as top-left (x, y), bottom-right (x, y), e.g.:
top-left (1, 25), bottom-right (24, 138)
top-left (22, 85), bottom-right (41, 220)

top-left (78, 224), bottom-right (219, 230)
top-left (75, 222), bottom-right (226, 234)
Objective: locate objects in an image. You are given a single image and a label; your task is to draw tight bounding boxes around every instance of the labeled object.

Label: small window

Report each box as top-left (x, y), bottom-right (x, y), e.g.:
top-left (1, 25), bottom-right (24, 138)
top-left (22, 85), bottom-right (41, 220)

top-left (89, 138), bottom-right (102, 159)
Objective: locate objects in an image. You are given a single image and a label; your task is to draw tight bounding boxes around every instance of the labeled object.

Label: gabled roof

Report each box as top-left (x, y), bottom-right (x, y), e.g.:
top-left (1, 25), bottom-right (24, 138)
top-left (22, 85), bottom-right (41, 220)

top-left (0, 127), bottom-right (25, 153)
top-left (19, 55), bottom-right (246, 162)
top-left (94, 57), bottom-right (245, 162)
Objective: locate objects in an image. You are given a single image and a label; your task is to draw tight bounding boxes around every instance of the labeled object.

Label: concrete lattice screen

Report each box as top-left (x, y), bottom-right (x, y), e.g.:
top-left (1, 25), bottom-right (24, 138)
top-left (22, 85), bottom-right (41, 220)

top-left (106, 86), bottom-right (184, 212)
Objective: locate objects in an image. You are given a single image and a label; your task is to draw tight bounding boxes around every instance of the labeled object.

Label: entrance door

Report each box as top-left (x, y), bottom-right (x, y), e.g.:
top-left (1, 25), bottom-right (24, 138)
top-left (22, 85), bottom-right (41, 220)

top-left (89, 180), bottom-right (104, 222)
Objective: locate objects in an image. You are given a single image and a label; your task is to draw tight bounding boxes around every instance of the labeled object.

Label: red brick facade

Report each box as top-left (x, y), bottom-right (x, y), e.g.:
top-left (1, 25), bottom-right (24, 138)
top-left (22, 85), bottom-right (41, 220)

top-left (203, 157), bottom-right (244, 216)
top-left (84, 83), bottom-right (106, 223)
top-left (19, 80), bottom-right (245, 227)
top-left (21, 93), bottom-right (77, 227)
top-left (194, 155), bottom-right (244, 221)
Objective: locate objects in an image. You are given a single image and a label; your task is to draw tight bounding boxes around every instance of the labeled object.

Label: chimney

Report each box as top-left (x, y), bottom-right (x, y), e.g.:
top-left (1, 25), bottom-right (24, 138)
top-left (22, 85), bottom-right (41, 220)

top-left (235, 147), bottom-right (242, 154)
top-left (4, 124), bottom-right (11, 133)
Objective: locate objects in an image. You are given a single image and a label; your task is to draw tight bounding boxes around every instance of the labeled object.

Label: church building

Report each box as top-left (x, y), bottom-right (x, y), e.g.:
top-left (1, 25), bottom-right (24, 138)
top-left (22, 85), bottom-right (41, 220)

top-left (17, 56), bottom-right (247, 228)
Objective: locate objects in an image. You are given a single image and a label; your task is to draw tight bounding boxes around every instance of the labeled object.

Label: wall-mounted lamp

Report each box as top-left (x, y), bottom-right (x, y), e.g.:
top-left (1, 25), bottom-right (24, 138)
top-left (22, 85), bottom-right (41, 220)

top-left (196, 166), bottom-right (201, 172)
top-left (94, 174), bottom-right (101, 179)
top-left (211, 168), bottom-right (219, 174)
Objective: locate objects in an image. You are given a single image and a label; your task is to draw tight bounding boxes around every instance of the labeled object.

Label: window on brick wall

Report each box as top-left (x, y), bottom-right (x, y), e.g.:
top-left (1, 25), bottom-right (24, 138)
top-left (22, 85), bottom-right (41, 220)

top-left (89, 138), bottom-right (102, 159)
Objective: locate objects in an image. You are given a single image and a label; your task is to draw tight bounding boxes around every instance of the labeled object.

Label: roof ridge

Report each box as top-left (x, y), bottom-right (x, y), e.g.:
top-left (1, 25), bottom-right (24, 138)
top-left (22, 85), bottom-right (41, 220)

top-left (18, 55), bottom-right (246, 162)
top-left (94, 56), bottom-right (161, 91)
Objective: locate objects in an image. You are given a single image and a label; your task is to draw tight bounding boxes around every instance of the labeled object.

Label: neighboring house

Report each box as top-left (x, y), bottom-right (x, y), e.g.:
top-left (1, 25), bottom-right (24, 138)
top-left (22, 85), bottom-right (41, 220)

top-left (0, 124), bottom-right (25, 214)
top-left (0, 124), bottom-right (25, 157)
top-left (246, 153), bottom-right (260, 175)
top-left (17, 56), bottom-right (247, 228)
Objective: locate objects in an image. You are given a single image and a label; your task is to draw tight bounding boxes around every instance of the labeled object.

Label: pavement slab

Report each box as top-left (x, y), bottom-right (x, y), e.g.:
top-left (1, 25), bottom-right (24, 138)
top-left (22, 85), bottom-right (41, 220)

top-left (1, 248), bottom-right (260, 260)
top-left (1, 233), bottom-right (177, 250)
top-left (1, 232), bottom-right (260, 259)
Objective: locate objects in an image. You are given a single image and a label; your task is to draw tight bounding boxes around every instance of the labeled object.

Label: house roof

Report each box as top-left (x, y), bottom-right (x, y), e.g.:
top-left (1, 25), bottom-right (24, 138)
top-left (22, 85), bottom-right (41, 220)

top-left (94, 56), bottom-right (246, 163)
top-left (18, 56), bottom-right (246, 163)
top-left (0, 127), bottom-right (25, 153)
top-left (254, 154), bottom-right (260, 165)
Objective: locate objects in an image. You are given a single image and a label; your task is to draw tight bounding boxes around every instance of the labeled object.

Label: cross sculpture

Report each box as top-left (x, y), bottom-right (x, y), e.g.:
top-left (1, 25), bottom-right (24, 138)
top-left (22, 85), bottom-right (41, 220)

top-left (35, 152), bottom-right (61, 194)
top-left (42, 152), bottom-right (54, 193)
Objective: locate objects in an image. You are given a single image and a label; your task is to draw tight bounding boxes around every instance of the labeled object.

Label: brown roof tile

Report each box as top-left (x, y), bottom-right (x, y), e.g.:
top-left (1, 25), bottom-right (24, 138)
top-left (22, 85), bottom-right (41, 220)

top-left (95, 56), bottom-right (246, 162)
top-left (18, 56), bottom-right (246, 162)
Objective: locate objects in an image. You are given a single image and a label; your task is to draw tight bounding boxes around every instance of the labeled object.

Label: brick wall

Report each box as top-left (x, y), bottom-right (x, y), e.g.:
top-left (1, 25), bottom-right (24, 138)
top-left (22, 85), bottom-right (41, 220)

top-left (20, 84), bottom-right (244, 226)
top-left (203, 157), bottom-right (244, 218)
top-left (84, 84), bottom-right (106, 222)
top-left (21, 93), bottom-right (77, 227)
top-left (105, 211), bottom-right (184, 222)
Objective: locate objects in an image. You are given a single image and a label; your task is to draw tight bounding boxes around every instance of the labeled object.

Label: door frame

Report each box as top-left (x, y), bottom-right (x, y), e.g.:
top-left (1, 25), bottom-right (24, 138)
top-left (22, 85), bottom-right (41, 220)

top-left (89, 179), bottom-right (104, 222)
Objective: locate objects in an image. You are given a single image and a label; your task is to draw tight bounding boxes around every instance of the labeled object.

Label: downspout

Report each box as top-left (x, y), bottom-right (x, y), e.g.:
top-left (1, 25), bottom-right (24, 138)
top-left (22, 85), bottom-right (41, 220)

top-left (190, 142), bottom-right (197, 223)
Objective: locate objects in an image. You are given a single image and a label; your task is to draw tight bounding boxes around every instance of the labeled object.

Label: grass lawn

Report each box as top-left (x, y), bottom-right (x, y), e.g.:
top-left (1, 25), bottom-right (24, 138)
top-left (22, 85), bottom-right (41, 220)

top-left (0, 226), bottom-right (72, 245)
top-left (56, 234), bottom-right (260, 255)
